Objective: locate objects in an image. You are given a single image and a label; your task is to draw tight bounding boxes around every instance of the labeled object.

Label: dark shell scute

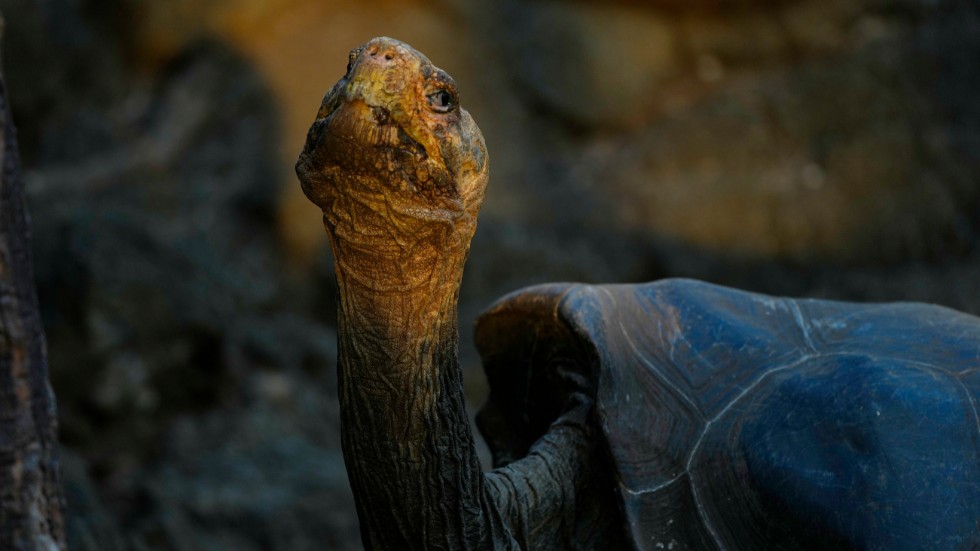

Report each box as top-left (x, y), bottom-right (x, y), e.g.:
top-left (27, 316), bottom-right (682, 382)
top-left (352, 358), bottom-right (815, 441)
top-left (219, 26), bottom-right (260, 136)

top-left (693, 354), bottom-right (980, 549)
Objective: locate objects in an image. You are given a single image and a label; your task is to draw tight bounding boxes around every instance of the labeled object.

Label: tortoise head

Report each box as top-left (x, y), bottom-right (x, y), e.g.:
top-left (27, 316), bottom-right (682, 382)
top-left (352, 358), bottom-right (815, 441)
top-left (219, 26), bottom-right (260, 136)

top-left (295, 37), bottom-right (489, 258)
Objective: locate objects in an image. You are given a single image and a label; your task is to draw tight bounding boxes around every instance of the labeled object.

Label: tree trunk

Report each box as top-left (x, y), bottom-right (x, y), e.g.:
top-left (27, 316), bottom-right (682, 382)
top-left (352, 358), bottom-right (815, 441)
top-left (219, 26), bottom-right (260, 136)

top-left (0, 13), bottom-right (69, 551)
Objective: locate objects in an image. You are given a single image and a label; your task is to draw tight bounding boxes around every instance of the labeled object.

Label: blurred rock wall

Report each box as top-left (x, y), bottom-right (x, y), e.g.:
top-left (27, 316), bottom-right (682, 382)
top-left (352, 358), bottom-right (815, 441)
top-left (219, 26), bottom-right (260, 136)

top-left (1, 0), bottom-right (978, 549)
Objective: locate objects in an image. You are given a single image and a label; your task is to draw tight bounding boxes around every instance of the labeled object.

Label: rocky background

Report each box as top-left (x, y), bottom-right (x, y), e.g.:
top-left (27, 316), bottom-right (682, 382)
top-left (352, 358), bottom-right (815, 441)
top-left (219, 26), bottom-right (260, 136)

top-left (2, 0), bottom-right (978, 549)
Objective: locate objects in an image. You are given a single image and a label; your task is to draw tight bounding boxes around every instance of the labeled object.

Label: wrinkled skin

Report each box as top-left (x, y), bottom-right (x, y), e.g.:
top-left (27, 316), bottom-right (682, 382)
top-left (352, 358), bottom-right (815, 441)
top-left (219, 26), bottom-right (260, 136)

top-left (296, 37), bottom-right (620, 550)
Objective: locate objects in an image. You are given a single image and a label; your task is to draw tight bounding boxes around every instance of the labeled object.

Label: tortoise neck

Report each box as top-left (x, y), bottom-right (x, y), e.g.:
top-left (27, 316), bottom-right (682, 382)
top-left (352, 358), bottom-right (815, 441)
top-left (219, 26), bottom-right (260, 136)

top-left (331, 229), bottom-right (489, 549)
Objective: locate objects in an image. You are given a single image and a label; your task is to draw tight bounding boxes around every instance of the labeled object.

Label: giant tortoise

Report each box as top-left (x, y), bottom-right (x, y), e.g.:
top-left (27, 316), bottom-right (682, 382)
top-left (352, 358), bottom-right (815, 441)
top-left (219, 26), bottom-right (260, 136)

top-left (295, 36), bottom-right (980, 550)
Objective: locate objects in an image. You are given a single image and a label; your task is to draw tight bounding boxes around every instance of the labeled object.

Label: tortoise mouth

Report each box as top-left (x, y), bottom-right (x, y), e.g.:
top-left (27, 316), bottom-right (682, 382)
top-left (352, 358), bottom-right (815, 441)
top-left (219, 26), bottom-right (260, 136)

top-left (298, 93), bottom-right (430, 179)
top-left (368, 105), bottom-right (429, 160)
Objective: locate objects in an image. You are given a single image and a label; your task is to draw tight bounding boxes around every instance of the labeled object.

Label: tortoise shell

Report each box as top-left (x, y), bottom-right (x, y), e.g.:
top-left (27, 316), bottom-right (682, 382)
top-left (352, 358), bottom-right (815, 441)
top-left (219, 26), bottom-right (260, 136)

top-left (475, 278), bottom-right (980, 550)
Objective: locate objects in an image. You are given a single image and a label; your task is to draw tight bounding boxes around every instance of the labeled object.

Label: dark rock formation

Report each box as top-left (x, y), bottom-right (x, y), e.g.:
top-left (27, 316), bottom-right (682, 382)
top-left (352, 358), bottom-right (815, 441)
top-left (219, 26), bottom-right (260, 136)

top-left (502, 0), bottom-right (980, 264)
top-left (0, 18), bottom-right (67, 550)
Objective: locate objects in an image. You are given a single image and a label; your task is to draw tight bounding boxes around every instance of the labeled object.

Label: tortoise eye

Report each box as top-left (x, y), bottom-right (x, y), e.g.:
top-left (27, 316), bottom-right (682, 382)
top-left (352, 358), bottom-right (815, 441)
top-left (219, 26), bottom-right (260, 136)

top-left (427, 89), bottom-right (456, 113)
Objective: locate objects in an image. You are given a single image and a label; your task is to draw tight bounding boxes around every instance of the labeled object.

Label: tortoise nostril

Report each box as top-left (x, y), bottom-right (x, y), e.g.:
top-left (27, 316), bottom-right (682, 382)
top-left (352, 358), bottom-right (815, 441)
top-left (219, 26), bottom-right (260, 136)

top-left (369, 48), bottom-right (378, 57)
top-left (384, 53), bottom-right (394, 61)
